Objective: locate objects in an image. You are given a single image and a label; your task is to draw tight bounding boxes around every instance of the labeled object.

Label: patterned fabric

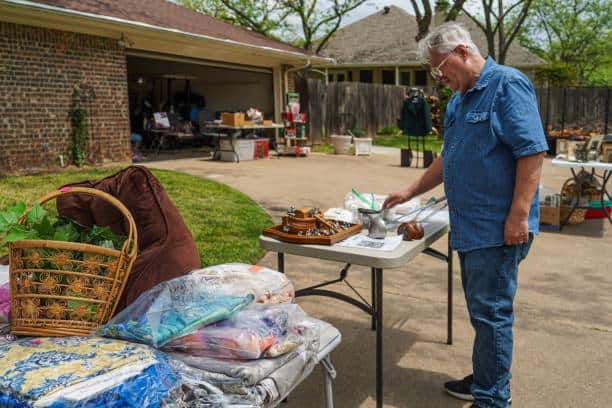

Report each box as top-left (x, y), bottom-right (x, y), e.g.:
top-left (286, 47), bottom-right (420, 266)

top-left (98, 294), bottom-right (254, 348)
top-left (0, 336), bottom-right (176, 407)
top-left (442, 57), bottom-right (548, 252)
top-left (165, 305), bottom-right (301, 360)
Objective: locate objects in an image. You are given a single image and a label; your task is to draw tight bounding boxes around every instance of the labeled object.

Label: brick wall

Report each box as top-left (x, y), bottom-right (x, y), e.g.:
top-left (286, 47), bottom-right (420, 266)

top-left (0, 22), bottom-right (131, 175)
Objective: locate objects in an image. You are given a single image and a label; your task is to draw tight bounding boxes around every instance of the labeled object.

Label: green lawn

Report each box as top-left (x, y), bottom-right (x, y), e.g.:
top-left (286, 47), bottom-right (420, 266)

top-left (0, 167), bottom-right (272, 266)
top-left (373, 134), bottom-right (443, 153)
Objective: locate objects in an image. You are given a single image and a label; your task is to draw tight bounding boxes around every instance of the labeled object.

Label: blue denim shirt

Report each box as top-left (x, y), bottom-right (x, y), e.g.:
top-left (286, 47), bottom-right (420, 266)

top-left (442, 57), bottom-right (548, 252)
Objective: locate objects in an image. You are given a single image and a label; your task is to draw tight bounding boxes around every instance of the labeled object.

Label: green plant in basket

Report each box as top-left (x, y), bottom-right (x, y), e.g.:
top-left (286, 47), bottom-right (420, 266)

top-left (0, 202), bottom-right (127, 250)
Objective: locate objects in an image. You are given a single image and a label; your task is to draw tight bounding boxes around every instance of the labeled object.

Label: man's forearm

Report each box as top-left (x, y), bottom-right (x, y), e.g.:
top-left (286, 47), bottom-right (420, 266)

top-left (406, 156), bottom-right (444, 197)
top-left (510, 153), bottom-right (544, 217)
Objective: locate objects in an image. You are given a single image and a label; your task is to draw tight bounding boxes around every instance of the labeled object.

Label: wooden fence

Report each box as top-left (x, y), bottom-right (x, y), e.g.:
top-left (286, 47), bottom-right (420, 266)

top-left (305, 79), bottom-right (610, 143)
top-left (536, 87), bottom-right (610, 134)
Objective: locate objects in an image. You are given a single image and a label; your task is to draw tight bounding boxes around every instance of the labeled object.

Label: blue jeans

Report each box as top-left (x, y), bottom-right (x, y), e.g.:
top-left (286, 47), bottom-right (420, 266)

top-left (459, 234), bottom-right (533, 408)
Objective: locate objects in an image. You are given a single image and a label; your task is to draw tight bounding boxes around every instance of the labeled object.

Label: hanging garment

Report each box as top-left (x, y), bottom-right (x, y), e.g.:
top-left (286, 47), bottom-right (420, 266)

top-left (400, 94), bottom-right (432, 136)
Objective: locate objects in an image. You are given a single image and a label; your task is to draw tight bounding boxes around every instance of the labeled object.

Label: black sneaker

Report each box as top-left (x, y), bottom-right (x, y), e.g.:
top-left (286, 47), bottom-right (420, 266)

top-left (444, 374), bottom-right (512, 403)
top-left (444, 374), bottom-right (474, 401)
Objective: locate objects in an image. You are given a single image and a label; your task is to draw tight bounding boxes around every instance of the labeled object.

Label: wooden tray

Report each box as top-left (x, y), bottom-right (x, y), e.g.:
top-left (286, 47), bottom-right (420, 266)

top-left (263, 223), bottom-right (363, 245)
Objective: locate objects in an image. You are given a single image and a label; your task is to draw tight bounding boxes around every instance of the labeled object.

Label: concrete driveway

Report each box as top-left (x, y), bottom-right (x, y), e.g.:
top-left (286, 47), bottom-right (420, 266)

top-left (147, 150), bottom-right (611, 407)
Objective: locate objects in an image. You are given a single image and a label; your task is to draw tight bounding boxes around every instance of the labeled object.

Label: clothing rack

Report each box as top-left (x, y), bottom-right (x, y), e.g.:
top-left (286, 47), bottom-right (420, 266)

top-left (406, 88), bottom-right (426, 167)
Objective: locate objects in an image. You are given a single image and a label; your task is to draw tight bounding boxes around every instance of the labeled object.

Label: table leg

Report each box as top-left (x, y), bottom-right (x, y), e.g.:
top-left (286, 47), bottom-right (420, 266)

top-left (602, 170), bottom-right (612, 224)
top-left (560, 168), bottom-right (582, 228)
top-left (371, 267), bottom-right (377, 331)
top-left (447, 231), bottom-right (453, 345)
top-left (375, 267), bottom-right (383, 408)
top-left (277, 252), bottom-right (285, 273)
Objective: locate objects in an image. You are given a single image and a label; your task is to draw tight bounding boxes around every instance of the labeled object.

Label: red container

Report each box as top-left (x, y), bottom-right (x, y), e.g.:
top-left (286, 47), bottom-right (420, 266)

top-left (585, 207), bottom-right (611, 219)
top-left (253, 139), bottom-right (269, 159)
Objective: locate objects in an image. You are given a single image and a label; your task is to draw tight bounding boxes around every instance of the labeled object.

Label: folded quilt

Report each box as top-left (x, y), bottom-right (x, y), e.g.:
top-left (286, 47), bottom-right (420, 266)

top-left (0, 336), bottom-right (178, 407)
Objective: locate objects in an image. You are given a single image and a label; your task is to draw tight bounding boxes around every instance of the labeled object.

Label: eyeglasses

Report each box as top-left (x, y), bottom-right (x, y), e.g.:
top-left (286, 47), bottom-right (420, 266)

top-left (430, 51), bottom-right (454, 80)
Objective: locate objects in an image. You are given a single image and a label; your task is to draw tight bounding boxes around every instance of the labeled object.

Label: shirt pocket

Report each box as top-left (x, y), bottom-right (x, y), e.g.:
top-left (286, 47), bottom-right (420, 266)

top-left (465, 110), bottom-right (490, 149)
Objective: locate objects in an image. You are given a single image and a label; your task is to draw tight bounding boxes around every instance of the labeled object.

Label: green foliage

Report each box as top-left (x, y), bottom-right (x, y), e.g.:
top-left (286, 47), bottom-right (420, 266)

top-left (377, 126), bottom-right (402, 136)
top-left (69, 87), bottom-right (88, 167)
top-left (373, 134), bottom-right (442, 152)
top-left (177, 0), bottom-right (290, 40)
top-left (178, 0), bottom-right (368, 53)
top-left (0, 201), bottom-right (126, 249)
top-left (519, 0), bottom-right (612, 85)
top-left (312, 143), bottom-right (336, 154)
top-left (351, 128), bottom-right (366, 138)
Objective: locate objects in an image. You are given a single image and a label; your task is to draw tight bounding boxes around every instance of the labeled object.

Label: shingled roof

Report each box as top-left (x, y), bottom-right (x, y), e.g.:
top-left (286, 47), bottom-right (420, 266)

top-left (319, 6), bottom-right (544, 67)
top-left (28, 0), bottom-right (306, 55)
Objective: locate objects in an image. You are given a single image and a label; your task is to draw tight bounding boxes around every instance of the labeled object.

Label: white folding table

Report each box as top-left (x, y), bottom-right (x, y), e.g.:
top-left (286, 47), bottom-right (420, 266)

top-left (551, 158), bottom-right (612, 226)
top-left (259, 216), bottom-right (453, 408)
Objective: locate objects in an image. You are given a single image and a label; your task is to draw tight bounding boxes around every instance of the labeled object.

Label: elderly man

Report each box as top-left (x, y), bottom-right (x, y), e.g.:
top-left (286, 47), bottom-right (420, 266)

top-left (383, 23), bottom-right (547, 408)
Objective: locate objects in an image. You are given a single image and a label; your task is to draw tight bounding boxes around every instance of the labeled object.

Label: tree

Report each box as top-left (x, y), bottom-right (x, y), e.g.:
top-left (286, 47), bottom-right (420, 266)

top-left (178, 0), bottom-right (369, 53)
top-left (281, 0), bottom-right (368, 53)
top-left (412, 0), bottom-right (469, 41)
top-left (460, 0), bottom-right (534, 64)
top-left (177, 0), bottom-right (291, 40)
top-left (518, 0), bottom-right (612, 85)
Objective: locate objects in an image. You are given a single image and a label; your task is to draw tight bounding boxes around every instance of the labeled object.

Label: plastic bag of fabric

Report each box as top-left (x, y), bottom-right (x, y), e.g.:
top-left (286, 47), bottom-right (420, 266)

top-left (164, 304), bottom-right (305, 360)
top-left (189, 263), bottom-right (294, 305)
top-left (0, 336), bottom-right (179, 408)
top-left (168, 316), bottom-right (325, 407)
top-left (97, 274), bottom-right (254, 348)
top-left (161, 359), bottom-right (244, 408)
top-left (169, 315), bottom-right (320, 387)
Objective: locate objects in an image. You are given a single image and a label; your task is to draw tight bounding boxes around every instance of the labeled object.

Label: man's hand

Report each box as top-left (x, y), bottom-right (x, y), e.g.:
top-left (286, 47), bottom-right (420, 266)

top-left (383, 189), bottom-right (412, 209)
top-left (504, 212), bottom-right (529, 245)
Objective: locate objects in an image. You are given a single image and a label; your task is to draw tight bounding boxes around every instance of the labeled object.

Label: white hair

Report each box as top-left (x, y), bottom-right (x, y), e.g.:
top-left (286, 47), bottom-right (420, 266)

top-left (418, 22), bottom-right (481, 63)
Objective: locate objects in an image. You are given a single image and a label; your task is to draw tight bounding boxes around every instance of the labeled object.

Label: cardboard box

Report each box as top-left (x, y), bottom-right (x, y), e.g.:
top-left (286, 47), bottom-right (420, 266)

top-left (540, 205), bottom-right (560, 226)
top-left (221, 112), bottom-right (244, 127)
top-left (263, 119), bottom-right (273, 126)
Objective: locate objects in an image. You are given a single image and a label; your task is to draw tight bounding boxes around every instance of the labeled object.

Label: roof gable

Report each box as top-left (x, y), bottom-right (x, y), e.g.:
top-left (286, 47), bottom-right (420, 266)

top-left (320, 6), bottom-right (544, 67)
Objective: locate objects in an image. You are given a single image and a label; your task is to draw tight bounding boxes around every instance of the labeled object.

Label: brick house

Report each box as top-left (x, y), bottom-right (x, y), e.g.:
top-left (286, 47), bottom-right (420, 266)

top-left (0, 0), bottom-right (327, 175)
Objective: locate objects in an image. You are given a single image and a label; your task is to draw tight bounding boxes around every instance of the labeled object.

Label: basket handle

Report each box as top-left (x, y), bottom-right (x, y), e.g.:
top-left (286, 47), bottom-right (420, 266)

top-left (25, 187), bottom-right (138, 259)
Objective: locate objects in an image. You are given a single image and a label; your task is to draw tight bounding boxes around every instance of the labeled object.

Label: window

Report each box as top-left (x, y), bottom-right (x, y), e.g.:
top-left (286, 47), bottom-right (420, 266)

top-left (400, 71), bottom-right (411, 86)
top-left (348, 71), bottom-right (353, 81)
top-left (337, 73), bottom-right (346, 82)
top-left (360, 70), bottom-right (373, 83)
top-left (415, 70), bottom-right (428, 86)
top-left (328, 74), bottom-right (334, 83)
top-left (382, 70), bottom-right (395, 85)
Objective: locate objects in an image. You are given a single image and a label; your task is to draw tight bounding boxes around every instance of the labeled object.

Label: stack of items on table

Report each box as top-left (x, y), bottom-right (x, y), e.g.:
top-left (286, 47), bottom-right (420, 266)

top-left (0, 263), bottom-right (338, 407)
top-left (0, 167), bottom-right (340, 407)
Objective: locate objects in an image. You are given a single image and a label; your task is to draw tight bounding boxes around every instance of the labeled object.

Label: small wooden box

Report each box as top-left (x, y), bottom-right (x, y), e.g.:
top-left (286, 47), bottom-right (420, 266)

top-left (540, 205), bottom-right (560, 226)
top-left (601, 143), bottom-right (612, 163)
top-left (221, 112), bottom-right (244, 127)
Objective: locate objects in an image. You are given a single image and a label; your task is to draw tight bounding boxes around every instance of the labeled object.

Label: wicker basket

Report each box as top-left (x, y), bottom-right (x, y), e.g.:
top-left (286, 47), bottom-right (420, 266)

top-left (559, 177), bottom-right (598, 225)
top-left (9, 187), bottom-right (138, 336)
top-left (560, 205), bottom-right (586, 225)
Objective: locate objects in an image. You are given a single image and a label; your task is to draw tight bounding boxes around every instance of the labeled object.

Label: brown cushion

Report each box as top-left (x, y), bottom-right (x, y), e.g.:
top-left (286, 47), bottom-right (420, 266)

top-left (56, 166), bottom-right (201, 313)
